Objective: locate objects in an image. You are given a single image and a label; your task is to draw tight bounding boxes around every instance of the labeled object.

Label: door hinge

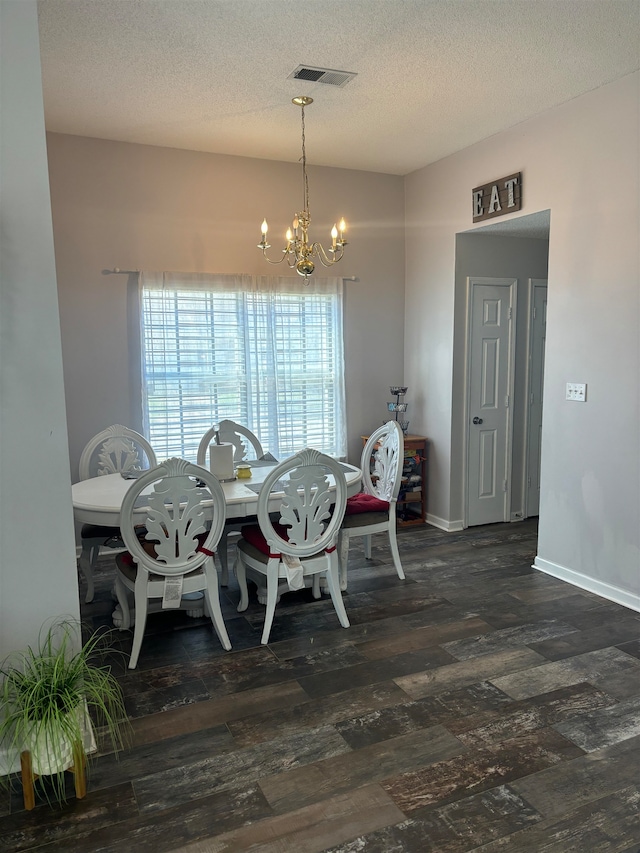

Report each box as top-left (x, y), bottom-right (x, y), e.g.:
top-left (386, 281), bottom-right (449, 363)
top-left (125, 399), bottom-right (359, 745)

top-left (505, 394), bottom-right (510, 408)
top-left (508, 307), bottom-right (513, 319)
top-left (503, 480), bottom-right (508, 492)
top-left (527, 476), bottom-right (532, 487)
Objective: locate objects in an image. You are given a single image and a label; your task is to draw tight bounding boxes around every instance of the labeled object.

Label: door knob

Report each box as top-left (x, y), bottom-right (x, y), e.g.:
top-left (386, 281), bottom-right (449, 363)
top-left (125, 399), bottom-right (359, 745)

top-left (472, 416), bottom-right (483, 425)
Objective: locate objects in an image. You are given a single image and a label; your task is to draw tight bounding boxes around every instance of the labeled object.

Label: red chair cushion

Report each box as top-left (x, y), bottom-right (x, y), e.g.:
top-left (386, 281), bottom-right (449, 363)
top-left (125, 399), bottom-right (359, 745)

top-left (345, 492), bottom-right (389, 515)
top-left (240, 523), bottom-right (290, 557)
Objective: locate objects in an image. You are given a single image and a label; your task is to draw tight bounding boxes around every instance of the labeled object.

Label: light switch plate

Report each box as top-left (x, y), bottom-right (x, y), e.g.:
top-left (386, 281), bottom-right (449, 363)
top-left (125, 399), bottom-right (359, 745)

top-left (566, 382), bottom-right (587, 402)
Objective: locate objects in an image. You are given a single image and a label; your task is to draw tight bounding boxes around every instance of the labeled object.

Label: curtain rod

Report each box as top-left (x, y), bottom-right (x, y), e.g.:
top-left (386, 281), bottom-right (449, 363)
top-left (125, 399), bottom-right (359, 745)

top-left (103, 268), bottom-right (357, 280)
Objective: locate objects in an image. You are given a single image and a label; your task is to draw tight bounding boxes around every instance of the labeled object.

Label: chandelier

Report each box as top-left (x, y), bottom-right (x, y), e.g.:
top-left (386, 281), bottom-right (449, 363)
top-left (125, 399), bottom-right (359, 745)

top-left (257, 96), bottom-right (347, 279)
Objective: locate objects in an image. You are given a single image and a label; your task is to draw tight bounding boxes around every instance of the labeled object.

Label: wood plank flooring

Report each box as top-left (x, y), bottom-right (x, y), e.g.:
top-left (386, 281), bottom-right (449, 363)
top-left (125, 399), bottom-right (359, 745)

top-left (2, 519), bottom-right (640, 852)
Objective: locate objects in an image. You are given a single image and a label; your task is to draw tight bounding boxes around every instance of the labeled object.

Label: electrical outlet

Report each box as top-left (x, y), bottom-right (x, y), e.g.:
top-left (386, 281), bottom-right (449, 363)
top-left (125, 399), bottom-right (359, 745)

top-left (566, 382), bottom-right (587, 402)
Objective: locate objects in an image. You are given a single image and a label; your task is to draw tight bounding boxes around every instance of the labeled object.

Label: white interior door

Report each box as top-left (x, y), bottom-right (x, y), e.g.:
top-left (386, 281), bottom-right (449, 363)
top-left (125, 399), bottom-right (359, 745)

top-left (466, 278), bottom-right (516, 526)
top-left (525, 279), bottom-right (547, 516)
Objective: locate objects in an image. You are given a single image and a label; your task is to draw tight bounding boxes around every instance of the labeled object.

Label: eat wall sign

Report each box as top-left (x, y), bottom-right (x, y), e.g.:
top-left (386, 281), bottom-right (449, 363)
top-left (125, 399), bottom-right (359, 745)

top-left (472, 172), bottom-right (522, 223)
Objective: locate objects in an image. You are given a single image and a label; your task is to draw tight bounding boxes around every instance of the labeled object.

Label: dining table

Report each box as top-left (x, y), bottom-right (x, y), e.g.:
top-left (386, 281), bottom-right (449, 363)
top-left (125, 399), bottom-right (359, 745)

top-left (72, 458), bottom-right (362, 626)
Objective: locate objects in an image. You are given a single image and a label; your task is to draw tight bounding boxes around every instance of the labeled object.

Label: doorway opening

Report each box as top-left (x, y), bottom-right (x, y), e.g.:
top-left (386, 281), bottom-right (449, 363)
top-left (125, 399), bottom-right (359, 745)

top-left (453, 210), bottom-right (550, 529)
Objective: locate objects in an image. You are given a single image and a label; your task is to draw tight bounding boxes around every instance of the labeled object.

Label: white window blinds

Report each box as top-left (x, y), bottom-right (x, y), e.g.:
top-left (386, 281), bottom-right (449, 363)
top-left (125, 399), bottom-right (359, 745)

top-left (139, 272), bottom-right (346, 460)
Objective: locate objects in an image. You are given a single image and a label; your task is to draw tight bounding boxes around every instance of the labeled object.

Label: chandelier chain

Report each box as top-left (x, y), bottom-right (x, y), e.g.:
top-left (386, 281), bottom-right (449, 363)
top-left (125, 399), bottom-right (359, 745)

top-left (257, 96), bottom-right (347, 279)
top-left (301, 104), bottom-right (309, 213)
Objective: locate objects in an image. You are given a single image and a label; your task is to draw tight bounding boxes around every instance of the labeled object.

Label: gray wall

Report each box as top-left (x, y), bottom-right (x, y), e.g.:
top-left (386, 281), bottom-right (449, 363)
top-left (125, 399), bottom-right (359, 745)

top-left (0, 1), bottom-right (79, 660)
top-left (46, 134), bottom-right (406, 480)
top-left (405, 71), bottom-right (640, 609)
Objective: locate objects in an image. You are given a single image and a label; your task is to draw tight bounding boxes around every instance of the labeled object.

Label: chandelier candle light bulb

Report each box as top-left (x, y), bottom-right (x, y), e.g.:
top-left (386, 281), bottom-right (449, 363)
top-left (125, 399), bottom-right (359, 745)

top-left (257, 96), bottom-right (348, 281)
top-left (260, 219), bottom-right (270, 248)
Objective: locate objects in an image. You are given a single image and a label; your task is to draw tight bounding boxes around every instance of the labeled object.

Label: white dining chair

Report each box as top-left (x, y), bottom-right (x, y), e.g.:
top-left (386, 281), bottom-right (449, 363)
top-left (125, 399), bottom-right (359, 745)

top-left (196, 419), bottom-right (265, 466)
top-left (234, 448), bottom-right (350, 645)
top-left (338, 420), bottom-right (405, 590)
top-left (114, 457), bottom-right (231, 668)
top-left (197, 420), bottom-right (268, 587)
top-left (77, 424), bottom-right (157, 603)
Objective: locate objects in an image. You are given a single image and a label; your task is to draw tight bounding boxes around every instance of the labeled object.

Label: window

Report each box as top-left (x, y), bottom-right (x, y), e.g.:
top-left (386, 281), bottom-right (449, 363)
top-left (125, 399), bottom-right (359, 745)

top-left (138, 272), bottom-right (346, 460)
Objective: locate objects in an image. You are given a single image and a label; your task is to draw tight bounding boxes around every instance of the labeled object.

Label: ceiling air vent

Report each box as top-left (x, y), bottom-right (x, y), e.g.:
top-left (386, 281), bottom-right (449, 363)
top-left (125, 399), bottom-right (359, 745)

top-left (288, 65), bottom-right (357, 88)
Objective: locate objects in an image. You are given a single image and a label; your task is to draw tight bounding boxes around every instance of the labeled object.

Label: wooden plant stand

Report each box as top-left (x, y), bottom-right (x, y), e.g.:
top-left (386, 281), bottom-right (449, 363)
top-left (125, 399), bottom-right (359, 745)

top-left (19, 746), bottom-right (86, 810)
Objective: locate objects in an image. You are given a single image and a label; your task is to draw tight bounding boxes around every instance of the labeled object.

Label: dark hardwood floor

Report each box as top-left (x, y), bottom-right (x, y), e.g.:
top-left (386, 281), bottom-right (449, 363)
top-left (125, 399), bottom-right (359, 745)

top-left (2, 519), bottom-right (640, 852)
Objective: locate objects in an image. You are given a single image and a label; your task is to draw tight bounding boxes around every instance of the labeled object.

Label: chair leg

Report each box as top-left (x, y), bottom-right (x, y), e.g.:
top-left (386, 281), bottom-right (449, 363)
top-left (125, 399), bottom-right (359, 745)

top-left (388, 525), bottom-right (405, 580)
top-left (129, 581), bottom-right (149, 669)
top-left (363, 534), bottom-right (372, 559)
top-left (323, 556), bottom-right (350, 628)
top-left (114, 575), bottom-right (131, 630)
top-left (204, 561), bottom-right (231, 651)
top-left (261, 564), bottom-right (279, 645)
top-left (235, 553), bottom-right (249, 612)
top-left (311, 575), bottom-right (322, 599)
top-left (78, 540), bottom-right (98, 603)
top-left (338, 530), bottom-right (350, 591)
top-left (218, 529), bottom-right (230, 586)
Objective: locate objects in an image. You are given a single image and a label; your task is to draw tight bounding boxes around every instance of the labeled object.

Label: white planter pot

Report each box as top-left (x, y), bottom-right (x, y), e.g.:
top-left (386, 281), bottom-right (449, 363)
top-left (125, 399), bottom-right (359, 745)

top-left (25, 701), bottom-right (96, 777)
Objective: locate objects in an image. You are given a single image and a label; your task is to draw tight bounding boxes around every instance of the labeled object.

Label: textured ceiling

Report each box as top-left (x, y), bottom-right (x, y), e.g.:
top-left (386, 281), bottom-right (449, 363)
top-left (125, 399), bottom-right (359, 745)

top-left (37, 0), bottom-right (640, 176)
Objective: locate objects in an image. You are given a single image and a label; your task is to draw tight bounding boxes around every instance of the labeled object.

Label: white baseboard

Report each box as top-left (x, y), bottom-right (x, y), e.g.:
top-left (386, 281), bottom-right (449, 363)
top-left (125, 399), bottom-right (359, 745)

top-left (533, 556), bottom-right (640, 613)
top-left (426, 513), bottom-right (464, 532)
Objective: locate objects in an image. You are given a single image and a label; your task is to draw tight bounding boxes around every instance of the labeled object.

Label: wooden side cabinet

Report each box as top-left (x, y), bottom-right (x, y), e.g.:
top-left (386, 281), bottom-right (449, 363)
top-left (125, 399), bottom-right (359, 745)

top-left (361, 433), bottom-right (428, 527)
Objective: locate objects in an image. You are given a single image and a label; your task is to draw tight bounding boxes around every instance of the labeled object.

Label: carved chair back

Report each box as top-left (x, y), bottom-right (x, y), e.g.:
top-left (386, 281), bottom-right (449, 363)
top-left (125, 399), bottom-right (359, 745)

top-left (119, 457), bottom-right (226, 579)
top-left (197, 419), bottom-right (264, 466)
top-left (256, 448), bottom-right (347, 559)
top-left (79, 425), bottom-right (157, 480)
top-left (361, 420), bottom-right (404, 503)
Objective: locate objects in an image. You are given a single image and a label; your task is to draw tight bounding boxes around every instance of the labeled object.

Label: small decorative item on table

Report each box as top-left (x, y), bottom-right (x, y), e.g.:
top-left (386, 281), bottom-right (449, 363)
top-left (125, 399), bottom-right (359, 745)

top-left (236, 463), bottom-right (252, 479)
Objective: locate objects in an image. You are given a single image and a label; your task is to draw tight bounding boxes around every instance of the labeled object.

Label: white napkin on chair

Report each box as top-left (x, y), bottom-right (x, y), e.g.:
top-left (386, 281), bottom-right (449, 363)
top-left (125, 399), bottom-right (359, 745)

top-left (281, 553), bottom-right (304, 590)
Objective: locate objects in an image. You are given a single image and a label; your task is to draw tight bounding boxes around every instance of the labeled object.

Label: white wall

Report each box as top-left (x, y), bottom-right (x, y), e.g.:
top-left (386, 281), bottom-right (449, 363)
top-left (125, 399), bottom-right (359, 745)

top-left (0, 2), bottom-right (80, 659)
top-left (46, 134), bottom-right (406, 478)
top-left (405, 72), bottom-right (640, 608)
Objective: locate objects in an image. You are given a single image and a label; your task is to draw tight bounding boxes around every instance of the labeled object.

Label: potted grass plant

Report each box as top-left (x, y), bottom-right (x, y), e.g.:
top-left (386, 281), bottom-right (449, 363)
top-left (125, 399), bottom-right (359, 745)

top-left (0, 620), bottom-right (129, 806)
